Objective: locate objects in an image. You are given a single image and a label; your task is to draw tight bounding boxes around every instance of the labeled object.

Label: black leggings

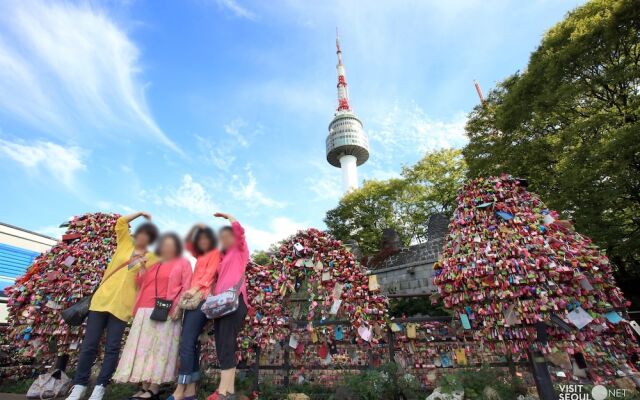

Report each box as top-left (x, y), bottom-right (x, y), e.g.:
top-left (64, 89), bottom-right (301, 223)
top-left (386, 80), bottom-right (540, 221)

top-left (213, 295), bottom-right (248, 370)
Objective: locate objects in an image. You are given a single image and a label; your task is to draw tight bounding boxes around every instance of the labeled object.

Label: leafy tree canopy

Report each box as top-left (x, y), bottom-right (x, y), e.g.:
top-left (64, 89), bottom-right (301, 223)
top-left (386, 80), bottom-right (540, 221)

top-left (464, 0), bottom-right (640, 295)
top-left (324, 148), bottom-right (467, 255)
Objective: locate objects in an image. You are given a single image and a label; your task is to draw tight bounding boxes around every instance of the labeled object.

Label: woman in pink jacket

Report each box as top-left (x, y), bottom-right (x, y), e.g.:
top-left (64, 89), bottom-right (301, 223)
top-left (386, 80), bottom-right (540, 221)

top-left (113, 233), bottom-right (192, 399)
top-left (207, 213), bottom-right (249, 400)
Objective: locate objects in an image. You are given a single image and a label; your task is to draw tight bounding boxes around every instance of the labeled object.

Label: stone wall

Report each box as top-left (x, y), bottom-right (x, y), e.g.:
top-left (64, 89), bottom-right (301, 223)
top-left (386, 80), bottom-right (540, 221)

top-left (369, 213), bottom-right (449, 297)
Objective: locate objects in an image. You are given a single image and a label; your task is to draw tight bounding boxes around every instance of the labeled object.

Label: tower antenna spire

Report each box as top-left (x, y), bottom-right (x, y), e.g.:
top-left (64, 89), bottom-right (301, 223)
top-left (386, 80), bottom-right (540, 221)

top-left (335, 28), bottom-right (350, 112)
top-left (474, 79), bottom-right (486, 108)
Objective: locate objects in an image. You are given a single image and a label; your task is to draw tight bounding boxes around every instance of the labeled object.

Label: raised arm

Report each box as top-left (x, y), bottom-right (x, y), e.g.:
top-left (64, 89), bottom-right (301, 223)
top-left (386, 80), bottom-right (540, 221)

top-left (214, 212), bottom-right (247, 253)
top-left (122, 211), bottom-right (152, 223)
top-left (115, 211), bottom-right (152, 243)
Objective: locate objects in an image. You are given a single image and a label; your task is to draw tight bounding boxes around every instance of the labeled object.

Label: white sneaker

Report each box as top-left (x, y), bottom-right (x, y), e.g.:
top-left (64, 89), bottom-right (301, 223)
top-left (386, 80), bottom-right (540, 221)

top-left (87, 385), bottom-right (106, 400)
top-left (66, 385), bottom-right (87, 400)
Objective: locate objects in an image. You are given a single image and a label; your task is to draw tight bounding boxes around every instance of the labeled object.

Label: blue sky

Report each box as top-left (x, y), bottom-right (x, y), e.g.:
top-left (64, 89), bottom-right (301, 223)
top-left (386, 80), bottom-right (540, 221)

top-left (0, 0), bottom-right (584, 250)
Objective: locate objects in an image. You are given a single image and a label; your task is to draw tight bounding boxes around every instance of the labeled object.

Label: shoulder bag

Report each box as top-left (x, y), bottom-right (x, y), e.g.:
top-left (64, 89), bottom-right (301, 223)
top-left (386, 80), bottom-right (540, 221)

top-left (60, 252), bottom-right (145, 326)
top-left (149, 263), bottom-right (173, 321)
top-left (201, 275), bottom-right (244, 319)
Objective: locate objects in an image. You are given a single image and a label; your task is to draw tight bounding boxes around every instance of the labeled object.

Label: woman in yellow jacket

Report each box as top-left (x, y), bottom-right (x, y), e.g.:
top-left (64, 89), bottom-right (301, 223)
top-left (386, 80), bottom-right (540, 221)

top-left (66, 212), bottom-right (159, 400)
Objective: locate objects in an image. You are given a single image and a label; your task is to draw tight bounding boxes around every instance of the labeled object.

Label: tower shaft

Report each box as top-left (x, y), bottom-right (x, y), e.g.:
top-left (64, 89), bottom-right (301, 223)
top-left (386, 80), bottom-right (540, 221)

top-left (340, 155), bottom-right (358, 191)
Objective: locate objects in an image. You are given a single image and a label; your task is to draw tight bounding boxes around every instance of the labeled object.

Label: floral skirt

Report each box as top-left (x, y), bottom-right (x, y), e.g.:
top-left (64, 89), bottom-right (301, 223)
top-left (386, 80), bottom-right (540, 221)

top-left (113, 308), bottom-right (181, 384)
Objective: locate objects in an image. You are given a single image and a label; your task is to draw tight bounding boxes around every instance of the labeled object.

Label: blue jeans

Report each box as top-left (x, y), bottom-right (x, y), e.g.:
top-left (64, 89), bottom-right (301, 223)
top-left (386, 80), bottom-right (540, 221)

top-left (74, 311), bottom-right (127, 386)
top-left (177, 302), bottom-right (209, 384)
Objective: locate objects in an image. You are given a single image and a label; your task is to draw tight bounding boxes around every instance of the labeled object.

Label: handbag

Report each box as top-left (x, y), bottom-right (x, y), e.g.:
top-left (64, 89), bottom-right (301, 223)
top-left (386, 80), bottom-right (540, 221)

top-left (26, 369), bottom-right (72, 399)
top-left (61, 252), bottom-right (145, 326)
top-left (178, 289), bottom-right (205, 310)
top-left (149, 263), bottom-right (173, 321)
top-left (201, 275), bottom-right (244, 319)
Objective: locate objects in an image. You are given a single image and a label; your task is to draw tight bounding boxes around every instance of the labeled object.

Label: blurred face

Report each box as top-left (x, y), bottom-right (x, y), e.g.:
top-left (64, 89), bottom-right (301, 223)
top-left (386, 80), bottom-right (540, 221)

top-left (219, 229), bottom-right (235, 252)
top-left (134, 232), bottom-right (151, 249)
top-left (196, 233), bottom-right (213, 254)
top-left (159, 237), bottom-right (179, 261)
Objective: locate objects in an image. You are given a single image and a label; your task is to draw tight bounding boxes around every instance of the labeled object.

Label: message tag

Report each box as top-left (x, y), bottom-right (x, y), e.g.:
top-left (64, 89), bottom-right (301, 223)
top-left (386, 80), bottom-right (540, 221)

top-left (605, 311), bottom-right (622, 324)
top-left (332, 283), bottom-right (343, 299)
top-left (460, 313), bottom-right (471, 330)
top-left (368, 275), bottom-right (380, 291)
top-left (358, 325), bottom-right (372, 342)
top-left (496, 211), bottom-right (514, 220)
top-left (330, 299), bottom-right (342, 315)
top-left (63, 256), bottom-right (76, 267)
top-left (578, 276), bottom-right (594, 291)
top-left (454, 348), bottom-right (467, 366)
top-left (630, 321), bottom-right (640, 337)
top-left (566, 306), bottom-right (593, 330)
top-left (335, 326), bottom-right (344, 340)
top-left (406, 323), bottom-right (417, 339)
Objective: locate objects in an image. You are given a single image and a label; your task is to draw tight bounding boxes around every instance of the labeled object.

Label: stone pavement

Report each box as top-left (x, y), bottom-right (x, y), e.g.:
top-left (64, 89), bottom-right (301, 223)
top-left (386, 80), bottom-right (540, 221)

top-left (0, 394), bottom-right (26, 400)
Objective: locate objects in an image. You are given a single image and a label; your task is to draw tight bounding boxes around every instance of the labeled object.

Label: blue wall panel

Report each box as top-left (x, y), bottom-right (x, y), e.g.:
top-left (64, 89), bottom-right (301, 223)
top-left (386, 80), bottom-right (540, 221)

top-left (0, 243), bottom-right (40, 291)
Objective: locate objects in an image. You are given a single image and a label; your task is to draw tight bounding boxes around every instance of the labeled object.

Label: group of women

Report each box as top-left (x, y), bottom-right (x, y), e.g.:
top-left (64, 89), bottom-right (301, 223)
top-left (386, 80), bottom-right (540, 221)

top-left (65, 211), bottom-right (249, 400)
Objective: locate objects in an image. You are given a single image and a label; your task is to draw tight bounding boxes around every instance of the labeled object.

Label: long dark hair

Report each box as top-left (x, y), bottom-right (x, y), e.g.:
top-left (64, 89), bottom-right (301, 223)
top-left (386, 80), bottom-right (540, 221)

top-left (155, 232), bottom-right (183, 258)
top-left (192, 226), bottom-right (218, 257)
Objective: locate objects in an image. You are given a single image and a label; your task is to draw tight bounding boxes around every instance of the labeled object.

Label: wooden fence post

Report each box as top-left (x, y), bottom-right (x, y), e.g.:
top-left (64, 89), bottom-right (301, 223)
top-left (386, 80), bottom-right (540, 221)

top-left (283, 343), bottom-right (291, 386)
top-left (387, 327), bottom-right (395, 363)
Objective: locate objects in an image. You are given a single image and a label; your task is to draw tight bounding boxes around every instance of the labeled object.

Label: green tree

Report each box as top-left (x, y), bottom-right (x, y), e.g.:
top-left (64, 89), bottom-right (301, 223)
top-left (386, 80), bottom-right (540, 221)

top-left (251, 250), bottom-right (271, 265)
top-left (464, 0), bottom-right (640, 300)
top-left (324, 149), bottom-right (467, 255)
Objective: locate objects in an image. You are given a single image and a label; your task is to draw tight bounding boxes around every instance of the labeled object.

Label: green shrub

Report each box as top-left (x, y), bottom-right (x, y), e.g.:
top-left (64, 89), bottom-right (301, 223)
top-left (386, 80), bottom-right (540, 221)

top-left (438, 366), bottom-right (527, 400)
top-left (339, 363), bottom-right (426, 400)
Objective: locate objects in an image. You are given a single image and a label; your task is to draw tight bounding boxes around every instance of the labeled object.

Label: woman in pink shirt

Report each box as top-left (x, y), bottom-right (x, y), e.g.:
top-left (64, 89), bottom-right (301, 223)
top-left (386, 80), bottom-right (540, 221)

top-left (113, 233), bottom-right (192, 399)
top-left (207, 212), bottom-right (249, 400)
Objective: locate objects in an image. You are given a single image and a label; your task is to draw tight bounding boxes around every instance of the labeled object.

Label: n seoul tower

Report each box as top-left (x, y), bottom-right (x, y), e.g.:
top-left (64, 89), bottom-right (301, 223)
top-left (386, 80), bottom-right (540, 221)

top-left (326, 31), bottom-right (370, 192)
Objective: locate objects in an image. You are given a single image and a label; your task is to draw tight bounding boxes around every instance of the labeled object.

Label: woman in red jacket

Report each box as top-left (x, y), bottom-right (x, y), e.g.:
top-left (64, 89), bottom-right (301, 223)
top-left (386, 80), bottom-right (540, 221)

top-left (169, 224), bottom-right (220, 400)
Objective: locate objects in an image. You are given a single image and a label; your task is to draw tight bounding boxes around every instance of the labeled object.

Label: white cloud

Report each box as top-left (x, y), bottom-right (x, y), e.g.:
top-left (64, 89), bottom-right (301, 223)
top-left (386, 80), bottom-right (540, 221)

top-left (195, 134), bottom-right (236, 171)
top-left (0, 138), bottom-right (86, 186)
top-left (95, 200), bottom-right (134, 214)
top-left (244, 217), bottom-right (306, 250)
top-left (224, 119), bottom-right (250, 147)
top-left (367, 168), bottom-right (401, 181)
top-left (305, 160), bottom-right (343, 202)
top-left (0, 0), bottom-right (178, 152)
top-left (367, 103), bottom-right (468, 165)
top-left (243, 80), bottom-right (333, 115)
top-left (213, 0), bottom-right (257, 20)
top-left (195, 118), bottom-right (260, 171)
top-left (231, 166), bottom-right (286, 209)
top-left (35, 225), bottom-right (65, 239)
top-left (164, 175), bottom-right (217, 216)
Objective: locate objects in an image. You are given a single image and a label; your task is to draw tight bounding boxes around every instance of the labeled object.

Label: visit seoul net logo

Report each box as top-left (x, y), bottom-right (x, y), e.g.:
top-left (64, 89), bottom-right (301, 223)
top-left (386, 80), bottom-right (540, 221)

top-left (558, 384), bottom-right (629, 399)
